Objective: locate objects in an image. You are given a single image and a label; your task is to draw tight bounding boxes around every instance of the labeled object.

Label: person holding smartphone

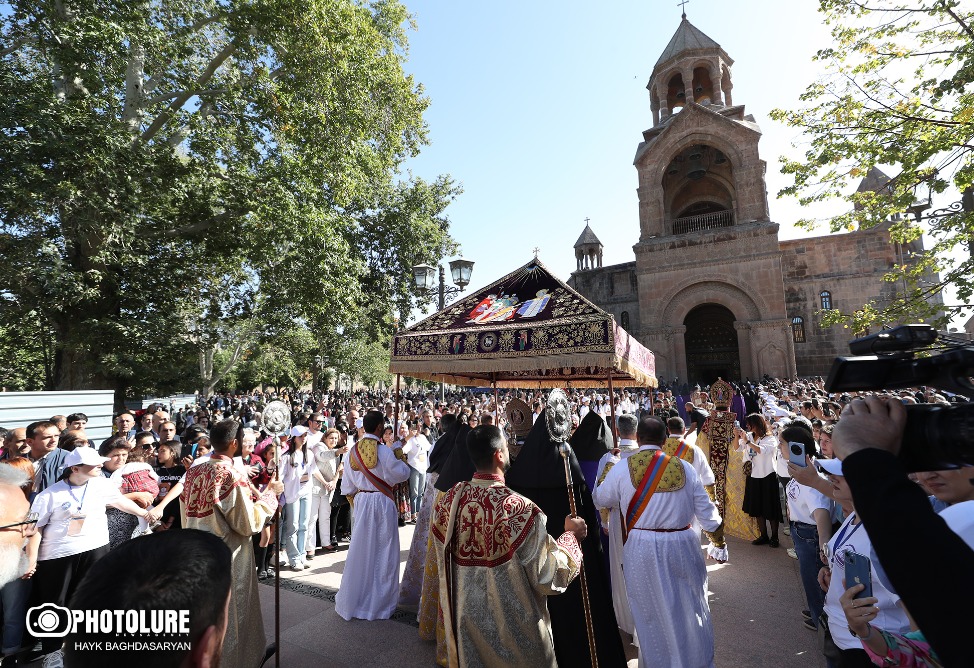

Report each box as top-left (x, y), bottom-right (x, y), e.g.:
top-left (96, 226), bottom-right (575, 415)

top-left (736, 413), bottom-right (782, 547)
top-left (816, 457), bottom-right (910, 668)
top-left (779, 423), bottom-right (833, 633)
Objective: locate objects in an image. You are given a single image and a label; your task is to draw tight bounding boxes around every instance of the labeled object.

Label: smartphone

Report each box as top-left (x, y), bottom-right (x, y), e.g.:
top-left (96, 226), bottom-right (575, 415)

top-left (844, 551), bottom-right (873, 599)
top-left (190, 443), bottom-right (199, 459)
top-left (788, 441), bottom-right (807, 467)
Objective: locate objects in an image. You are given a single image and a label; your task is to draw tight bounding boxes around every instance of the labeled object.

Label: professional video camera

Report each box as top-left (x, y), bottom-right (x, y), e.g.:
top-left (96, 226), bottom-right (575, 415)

top-left (825, 324), bottom-right (974, 471)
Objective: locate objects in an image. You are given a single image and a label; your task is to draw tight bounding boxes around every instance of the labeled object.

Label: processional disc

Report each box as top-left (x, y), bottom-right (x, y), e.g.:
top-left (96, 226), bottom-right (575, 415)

top-left (262, 400), bottom-right (291, 437)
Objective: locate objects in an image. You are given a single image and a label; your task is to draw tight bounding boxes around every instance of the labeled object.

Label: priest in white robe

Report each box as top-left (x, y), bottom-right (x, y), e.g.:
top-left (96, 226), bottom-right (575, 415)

top-left (181, 419), bottom-right (282, 668)
top-left (431, 425), bottom-right (585, 668)
top-left (593, 413), bottom-right (643, 642)
top-left (336, 410), bottom-right (411, 621)
top-left (592, 416), bottom-right (727, 668)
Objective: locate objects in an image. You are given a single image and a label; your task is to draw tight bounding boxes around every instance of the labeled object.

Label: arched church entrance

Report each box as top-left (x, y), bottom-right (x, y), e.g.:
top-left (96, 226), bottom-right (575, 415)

top-left (684, 304), bottom-right (741, 384)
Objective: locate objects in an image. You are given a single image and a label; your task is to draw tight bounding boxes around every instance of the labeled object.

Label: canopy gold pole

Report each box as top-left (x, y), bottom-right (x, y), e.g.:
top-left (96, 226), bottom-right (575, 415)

top-left (607, 373), bottom-right (619, 448)
top-left (492, 373), bottom-right (499, 425)
top-left (560, 448), bottom-right (599, 668)
top-left (395, 374), bottom-right (401, 431)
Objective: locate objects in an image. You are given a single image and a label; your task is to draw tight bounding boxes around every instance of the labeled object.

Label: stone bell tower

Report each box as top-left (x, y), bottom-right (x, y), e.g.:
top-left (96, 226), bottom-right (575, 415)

top-left (574, 221), bottom-right (604, 270)
top-left (631, 14), bottom-right (796, 384)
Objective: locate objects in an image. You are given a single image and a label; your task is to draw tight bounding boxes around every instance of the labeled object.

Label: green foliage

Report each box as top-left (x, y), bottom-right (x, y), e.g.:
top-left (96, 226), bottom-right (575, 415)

top-left (0, 0), bottom-right (458, 402)
top-left (771, 0), bottom-right (974, 328)
top-left (0, 302), bottom-right (54, 391)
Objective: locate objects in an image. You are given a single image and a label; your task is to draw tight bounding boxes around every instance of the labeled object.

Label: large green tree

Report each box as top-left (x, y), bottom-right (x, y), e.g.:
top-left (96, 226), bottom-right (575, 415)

top-left (0, 0), bottom-right (457, 404)
top-left (771, 0), bottom-right (974, 331)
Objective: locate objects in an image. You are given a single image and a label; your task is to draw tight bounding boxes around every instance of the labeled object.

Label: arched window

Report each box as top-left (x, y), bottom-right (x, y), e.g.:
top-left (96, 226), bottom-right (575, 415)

top-left (820, 290), bottom-right (832, 310)
top-left (621, 311), bottom-right (631, 331)
top-left (792, 316), bottom-right (806, 343)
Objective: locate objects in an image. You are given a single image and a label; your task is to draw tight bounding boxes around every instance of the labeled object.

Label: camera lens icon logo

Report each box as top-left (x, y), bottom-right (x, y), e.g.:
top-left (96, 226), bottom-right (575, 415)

top-left (26, 604), bottom-right (72, 638)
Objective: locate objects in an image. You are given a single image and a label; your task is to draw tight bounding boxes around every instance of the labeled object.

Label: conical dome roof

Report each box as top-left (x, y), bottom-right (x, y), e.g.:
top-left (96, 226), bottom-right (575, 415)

top-left (574, 223), bottom-right (602, 248)
top-left (855, 166), bottom-right (892, 193)
top-left (654, 16), bottom-right (723, 70)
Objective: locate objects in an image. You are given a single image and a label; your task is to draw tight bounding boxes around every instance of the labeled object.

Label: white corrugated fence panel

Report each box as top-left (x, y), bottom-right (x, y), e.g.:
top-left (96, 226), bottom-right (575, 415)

top-left (0, 391), bottom-right (116, 443)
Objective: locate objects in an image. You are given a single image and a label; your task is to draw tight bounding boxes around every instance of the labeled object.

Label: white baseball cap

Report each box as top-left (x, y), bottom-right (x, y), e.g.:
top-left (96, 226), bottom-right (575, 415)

top-left (290, 425), bottom-right (308, 438)
top-left (63, 448), bottom-right (109, 468)
top-left (815, 458), bottom-right (844, 476)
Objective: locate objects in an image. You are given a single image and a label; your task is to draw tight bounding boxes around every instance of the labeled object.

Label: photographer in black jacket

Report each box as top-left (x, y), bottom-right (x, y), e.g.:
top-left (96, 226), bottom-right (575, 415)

top-left (832, 395), bottom-right (973, 668)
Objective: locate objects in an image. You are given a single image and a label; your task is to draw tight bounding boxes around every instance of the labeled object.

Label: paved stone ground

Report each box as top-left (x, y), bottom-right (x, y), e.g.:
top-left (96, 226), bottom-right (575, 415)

top-left (257, 523), bottom-right (825, 667)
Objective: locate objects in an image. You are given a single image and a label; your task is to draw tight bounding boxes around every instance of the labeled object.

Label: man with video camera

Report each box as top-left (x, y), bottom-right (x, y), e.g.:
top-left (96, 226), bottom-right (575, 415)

top-left (832, 395), bottom-right (973, 668)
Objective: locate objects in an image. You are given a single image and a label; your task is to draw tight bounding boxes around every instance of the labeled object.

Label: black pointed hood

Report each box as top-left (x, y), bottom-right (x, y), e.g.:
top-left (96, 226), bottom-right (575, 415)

top-left (434, 424), bottom-right (474, 492)
top-left (506, 412), bottom-right (581, 490)
top-left (569, 411), bottom-right (613, 462)
top-left (427, 418), bottom-right (461, 474)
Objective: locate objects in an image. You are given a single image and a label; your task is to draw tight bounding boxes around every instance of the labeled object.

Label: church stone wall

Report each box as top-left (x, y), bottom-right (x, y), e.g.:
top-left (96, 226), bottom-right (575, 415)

top-left (568, 261), bottom-right (641, 336)
top-left (780, 225), bottom-right (900, 376)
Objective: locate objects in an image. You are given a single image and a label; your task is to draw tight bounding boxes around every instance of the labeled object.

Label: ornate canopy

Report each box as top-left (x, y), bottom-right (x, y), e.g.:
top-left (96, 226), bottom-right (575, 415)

top-left (389, 258), bottom-right (657, 388)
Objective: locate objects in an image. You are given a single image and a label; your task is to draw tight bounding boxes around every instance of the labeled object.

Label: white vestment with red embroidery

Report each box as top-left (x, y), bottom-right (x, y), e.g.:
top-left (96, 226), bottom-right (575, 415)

top-left (181, 455), bottom-right (277, 668)
top-left (431, 474), bottom-right (582, 668)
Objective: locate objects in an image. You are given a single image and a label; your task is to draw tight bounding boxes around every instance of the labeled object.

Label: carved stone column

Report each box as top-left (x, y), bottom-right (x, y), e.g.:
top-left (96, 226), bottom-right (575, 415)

top-left (657, 81), bottom-right (670, 119)
top-left (672, 325), bottom-right (688, 383)
top-left (709, 63), bottom-right (723, 105)
top-left (681, 68), bottom-right (695, 106)
top-left (784, 322), bottom-right (798, 378)
top-left (734, 321), bottom-right (753, 379)
top-left (722, 66), bottom-right (733, 106)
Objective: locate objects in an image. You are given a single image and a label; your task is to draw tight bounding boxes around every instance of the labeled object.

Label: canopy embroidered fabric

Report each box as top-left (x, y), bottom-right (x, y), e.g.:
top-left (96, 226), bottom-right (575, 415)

top-left (389, 259), bottom-right (657, 388)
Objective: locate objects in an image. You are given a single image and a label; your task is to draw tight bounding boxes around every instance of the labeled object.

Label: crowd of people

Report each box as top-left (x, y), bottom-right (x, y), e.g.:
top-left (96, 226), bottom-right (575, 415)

top-left (0, 378), bottom-right (970, 667)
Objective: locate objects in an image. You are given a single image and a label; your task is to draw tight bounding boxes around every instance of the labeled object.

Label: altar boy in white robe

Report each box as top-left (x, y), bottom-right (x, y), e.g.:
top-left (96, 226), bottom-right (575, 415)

top-left (335, 410), bottom-right (411, 621)
top-left (593, 413), bottom-right (642, 643)
top-left (592, 416), bottom-right (728, 668)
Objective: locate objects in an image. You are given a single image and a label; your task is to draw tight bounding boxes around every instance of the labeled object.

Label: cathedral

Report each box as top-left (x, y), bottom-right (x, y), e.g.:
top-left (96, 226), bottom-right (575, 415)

top-left (568, 15), bottom-right (927, 384)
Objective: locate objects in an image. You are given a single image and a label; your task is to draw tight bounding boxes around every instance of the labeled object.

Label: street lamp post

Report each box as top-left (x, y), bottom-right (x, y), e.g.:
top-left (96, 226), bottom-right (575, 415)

top-left (412, 258), bottom-right (475, 401)
top-left (908, 187), bottom-right (974, 256)
top-left (312, 354), bottom-right (322, 395)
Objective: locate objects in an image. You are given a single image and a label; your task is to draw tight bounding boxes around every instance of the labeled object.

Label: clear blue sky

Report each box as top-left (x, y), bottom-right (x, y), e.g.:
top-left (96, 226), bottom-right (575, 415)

top-left (398, 1), bottom-right (963, 327)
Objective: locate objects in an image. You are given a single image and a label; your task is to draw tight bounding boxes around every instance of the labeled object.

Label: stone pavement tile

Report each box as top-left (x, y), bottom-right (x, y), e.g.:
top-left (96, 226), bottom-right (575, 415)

top-left (258, 584), bottom-right (331, 637)
top-left (257, 520), bottom-right (825, 667)
top-left (708, 536), bottom-right (824, 667)
top-left (282, 607), bottom-right (435, 667)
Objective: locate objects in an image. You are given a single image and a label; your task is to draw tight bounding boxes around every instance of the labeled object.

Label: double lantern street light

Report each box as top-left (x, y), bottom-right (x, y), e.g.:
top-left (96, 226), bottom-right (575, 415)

top-left (410, 258), bottom-right (475, 401)
top-left (411, 258), bottom-right (475, 310)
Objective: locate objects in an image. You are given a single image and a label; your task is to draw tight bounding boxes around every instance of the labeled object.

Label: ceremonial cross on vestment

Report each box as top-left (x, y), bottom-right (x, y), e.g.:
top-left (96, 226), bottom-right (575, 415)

top-left (461, 504), bottom-right (484, 536)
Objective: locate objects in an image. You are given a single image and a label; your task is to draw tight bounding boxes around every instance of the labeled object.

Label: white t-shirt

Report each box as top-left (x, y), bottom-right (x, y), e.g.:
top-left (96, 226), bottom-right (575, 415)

top-left (306, 429), bottom-right (324, 448)
top-left (32, 477), bottom-right (124, 560)
top-left (738, 434), bottom-right (777, 478)
top-left (824, 514), bottom-right (911, 650)
top-left (786, 478), bottom-right (832, 525)
top-left (280, 448), bottom-right (315, 501)
top-left (402, 434), bottom-right (432, 474)
top-left (772, 444), bottom-right (790, 478)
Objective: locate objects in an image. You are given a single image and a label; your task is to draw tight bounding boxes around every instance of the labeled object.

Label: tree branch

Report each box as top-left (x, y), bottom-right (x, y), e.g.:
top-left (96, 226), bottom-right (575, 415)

top-left (143, 88), bottom-right (227, 106)
top-left (139, 40), bottom-right (237, 143)
top-left (0, 38), bottom-right (28, 58)
top-left (941, 1), bottom-right (974, 39)
top-left (157, 207), bottom-right (249, 238)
